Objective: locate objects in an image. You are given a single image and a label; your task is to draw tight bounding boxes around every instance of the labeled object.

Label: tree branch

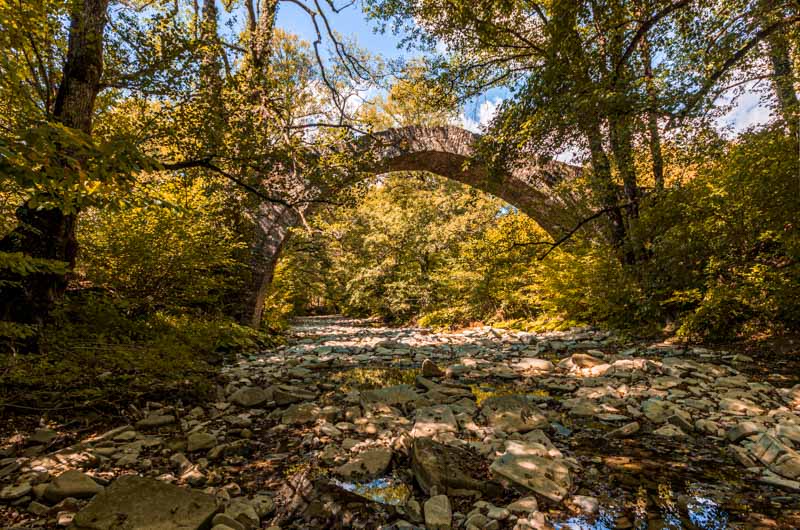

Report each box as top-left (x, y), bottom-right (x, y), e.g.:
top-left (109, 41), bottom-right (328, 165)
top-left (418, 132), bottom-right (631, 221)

top-left (159, 158), bottom-right (293, 208)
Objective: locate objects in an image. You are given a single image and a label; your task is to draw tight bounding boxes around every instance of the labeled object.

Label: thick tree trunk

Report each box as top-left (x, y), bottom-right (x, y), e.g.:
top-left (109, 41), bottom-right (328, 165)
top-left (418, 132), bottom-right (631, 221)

top-left (584, 124), bottom-right (630, 263)
top-left (235, 202), bottom-right (299, 328)
top-left (0, 0), bottom-right (108, 327)
top-left (609, 114), bottom-right (643, 264)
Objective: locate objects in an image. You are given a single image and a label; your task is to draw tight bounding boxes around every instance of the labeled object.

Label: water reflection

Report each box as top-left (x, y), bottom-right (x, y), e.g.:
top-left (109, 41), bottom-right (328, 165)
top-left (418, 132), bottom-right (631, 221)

top-left (332, 476), bottom-right (411, 505)
top-left (550, 483), bottom-right (728, 529)
top-left (552, 510), bottom-right (618, 530)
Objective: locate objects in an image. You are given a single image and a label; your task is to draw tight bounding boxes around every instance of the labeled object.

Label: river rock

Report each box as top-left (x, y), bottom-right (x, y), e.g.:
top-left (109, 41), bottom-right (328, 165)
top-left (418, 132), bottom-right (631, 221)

top-left (424, 494), bottom-right (452, 530)
top-left (727, 421), bottom-right (763, 443)
top-left (136, 414), bottom-right (176, 430)
top-left (507, 496), bottom-right (538, 514)
top-left (187, 431), bottom-right (217, 452)
top-left (412, 405), bottom-right (458, 438)
top-left (411, 437), bottom-right (500, 496)
top-left (72, 475), bottom-right (217, 530)
top-left (361, 385), bottom-right (420, 407)
top-left (230, 387), bottom-right (270, 407)
top-left (282, 403), bottom-right (321, 425)
top-left (44, 470), bottom-right (103, 503)
top-left (481, 395), bottom-right (547, 433)
top-left (422, 359), bottom-right (444, 378)
top-left (29, 428), bottom-right (58, 445)
top-left (609, 421), bottom-right (640, 438)
top-left (334, 447), bottom-right (392, 480)
top-left (0, 482), bottom-right (32, 501)
top-left (513, 359), bottom-right (554, 373)
top-left (490, 440), bottom-right (571, 502)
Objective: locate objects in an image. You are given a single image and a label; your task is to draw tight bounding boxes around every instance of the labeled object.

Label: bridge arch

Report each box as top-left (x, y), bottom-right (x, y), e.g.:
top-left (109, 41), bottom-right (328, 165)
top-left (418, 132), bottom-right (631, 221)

top-left (240, 125), bottom-right (582, 327)
top-left (363, 126), bottom-right (581, 235)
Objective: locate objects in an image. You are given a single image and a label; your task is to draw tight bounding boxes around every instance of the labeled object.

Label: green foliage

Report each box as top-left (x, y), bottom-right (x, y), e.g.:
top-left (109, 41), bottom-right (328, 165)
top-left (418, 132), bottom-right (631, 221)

top-left (78, 175), bottom-right (247, 313)
top-left (272, 125), bottom-right (799, 342)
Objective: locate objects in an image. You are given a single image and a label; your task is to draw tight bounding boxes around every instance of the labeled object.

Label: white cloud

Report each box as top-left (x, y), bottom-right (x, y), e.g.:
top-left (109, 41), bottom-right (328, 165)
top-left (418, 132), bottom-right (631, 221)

top-left (457, 97), bottom-right (503, 133)
top-left (714, 80), bottom-right (774, 134)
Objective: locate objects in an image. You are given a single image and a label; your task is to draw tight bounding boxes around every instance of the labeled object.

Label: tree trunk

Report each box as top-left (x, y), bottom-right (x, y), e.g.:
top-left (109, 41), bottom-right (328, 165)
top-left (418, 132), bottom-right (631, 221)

top-left (609, 113), bottom-right (643, 264)
top-left (642, 37), bottom-right (665, 191)
top-left (584, 123), bottom-right (631, 263)
top-left (235, 202), bottom-right (299, 328)
top-left (766, 27), bottom-right (799, 137)
top-left (0, 0), bottom-right (109, 327)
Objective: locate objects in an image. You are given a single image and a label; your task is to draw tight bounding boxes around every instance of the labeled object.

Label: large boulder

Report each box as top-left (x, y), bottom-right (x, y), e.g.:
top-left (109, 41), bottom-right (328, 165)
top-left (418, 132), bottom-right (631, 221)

top-left (71, 475), bottom-right (218, 530)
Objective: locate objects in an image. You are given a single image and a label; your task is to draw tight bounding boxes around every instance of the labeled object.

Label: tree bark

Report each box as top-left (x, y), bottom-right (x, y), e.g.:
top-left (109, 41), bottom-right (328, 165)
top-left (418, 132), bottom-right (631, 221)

top-left (642, 37), bottom-right (665, 191)
top-left (584, 123), bottom-right (630, 262)
top-left (235, 202), bottom-right (299, 328)
top-left (0, 0), bottom-right (109, 327)
top-left (766, 27), bottom-right (799, 137)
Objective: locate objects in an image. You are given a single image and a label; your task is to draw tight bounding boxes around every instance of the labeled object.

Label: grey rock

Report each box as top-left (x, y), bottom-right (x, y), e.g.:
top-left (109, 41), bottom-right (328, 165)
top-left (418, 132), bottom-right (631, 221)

top-left (652, 424), bottom-right (687, 437)
top-left (136, 414), bottom-right (176, 430)
top-left (490, 441), bottom-right (571, 502)
top-left (230, 387), bottom-right (270, 408)
top-left (187, 432), bottom-right (217, 452)
top-left (571, 495), bottom-right (599, 514)
top-left (72, 475), bottom-right (217, 530)
top-left (250, 494), bottom-right (275, 518)
top-left (422, 359), bottom-right (444, 378)
top-left (224, 498), bottom-right (259, 528)
top-left (44, 470), bottom-right (103, 503)
top-left (212, 513), bottom-right (245, 530)
top-left (281, 403), bottom-right (321, 425)
top-left (361, 385), bottom-right (420, 407)
top-left (29, 428), bottom-right (58, 445)
top-left (512, 359), bottom-right (554, 373)
top-left (609, 422), bottom-right (640, 439)
top-left (412, 405), bottom-right (458, 438)
top-left (334, 448), bottom-right (392, 480)
top-left (481, 395), bottom-right (547, 433)
top-left (424, 495), bottom-right (452, 530)
top-left (506, 496), bottom-right (538, 514)
top-left (411, 437), bottom-right (501, 497)
top-left (0, 482), bottom-right (32, 502)
top-left (727, 422), bottom-right (763, 443)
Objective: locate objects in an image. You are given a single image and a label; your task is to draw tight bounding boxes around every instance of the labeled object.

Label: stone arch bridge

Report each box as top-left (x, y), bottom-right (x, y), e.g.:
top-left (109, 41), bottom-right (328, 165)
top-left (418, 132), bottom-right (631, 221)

top-left (239, 126), bottom-right (584, 327)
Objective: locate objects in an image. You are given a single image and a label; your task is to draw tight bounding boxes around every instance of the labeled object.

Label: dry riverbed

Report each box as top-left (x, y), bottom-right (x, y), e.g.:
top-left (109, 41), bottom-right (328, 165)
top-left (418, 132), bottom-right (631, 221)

top-left (2, 316), bottom-right (800, 529)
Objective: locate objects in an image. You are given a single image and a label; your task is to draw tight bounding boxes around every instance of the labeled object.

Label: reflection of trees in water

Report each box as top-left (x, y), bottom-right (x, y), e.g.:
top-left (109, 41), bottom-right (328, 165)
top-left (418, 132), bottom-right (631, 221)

top-left (333, 477), bottom-right (411, 506)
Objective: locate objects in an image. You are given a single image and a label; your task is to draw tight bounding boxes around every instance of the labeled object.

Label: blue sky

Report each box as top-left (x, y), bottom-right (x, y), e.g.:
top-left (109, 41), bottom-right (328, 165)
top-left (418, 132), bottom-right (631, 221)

top-left (273, 0), bottom-right (508, 130)
top-left (276, 1), bottom-right (407, 60)
top-left (273, 0), bottom-right (771, 138)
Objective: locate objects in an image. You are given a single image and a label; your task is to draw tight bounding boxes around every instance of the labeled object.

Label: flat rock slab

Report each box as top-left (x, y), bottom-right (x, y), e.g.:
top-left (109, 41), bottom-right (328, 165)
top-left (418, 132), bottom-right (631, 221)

top-left (490, 441), bottom-right (572, 502)
top-left (71, 475), bottom-right (218, 530)
top-left (411, 405), bottom-right (458, 438)
top-left (334, 448), bottom-right (393, 480)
